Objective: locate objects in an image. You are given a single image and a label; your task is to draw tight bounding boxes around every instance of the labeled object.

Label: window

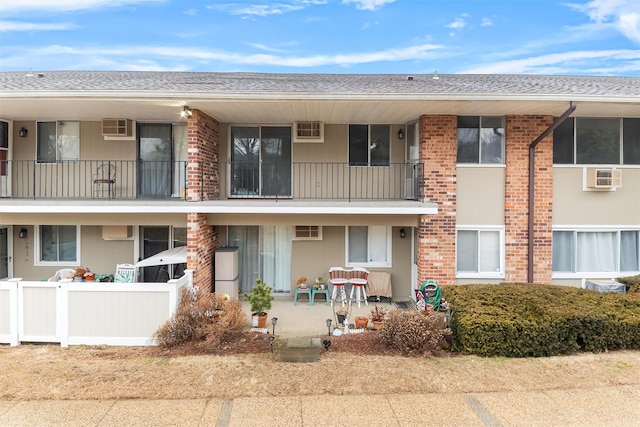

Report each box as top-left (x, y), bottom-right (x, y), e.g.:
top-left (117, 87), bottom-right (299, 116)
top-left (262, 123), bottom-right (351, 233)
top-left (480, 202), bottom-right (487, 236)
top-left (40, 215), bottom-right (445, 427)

top-left (346, 226), bottom-right (391, 267)
top-left (554, 118), bottom-right (640, 165)
top-left (456, 228), bottom-right (503, 277)
top-left (294, 122), bottom-right (323, 142)
top-left (457, 116), bottom-right (504, 164)
top-left (37, 225), bottom-right (79, 265)
top-left (349, 124), bottom-right (390, 166)
top-left (37, 121), bottom-right (80, 163)
top-left (552, 229), bottom-right (640, 275)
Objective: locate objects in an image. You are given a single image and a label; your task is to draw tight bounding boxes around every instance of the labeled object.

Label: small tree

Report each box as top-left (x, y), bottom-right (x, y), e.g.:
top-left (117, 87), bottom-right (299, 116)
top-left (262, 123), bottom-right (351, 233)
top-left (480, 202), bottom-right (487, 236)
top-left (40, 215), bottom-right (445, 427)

top-left (244, 278), bottom-right (273, 315)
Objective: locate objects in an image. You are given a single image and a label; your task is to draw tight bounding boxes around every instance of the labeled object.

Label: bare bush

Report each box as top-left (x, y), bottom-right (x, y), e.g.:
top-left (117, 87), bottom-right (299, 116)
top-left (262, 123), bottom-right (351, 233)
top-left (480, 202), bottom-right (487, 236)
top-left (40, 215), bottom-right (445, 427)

top-left (156, 287), bottom-right (246, 350)
top-left (378, 310), bottom-right (444, 356)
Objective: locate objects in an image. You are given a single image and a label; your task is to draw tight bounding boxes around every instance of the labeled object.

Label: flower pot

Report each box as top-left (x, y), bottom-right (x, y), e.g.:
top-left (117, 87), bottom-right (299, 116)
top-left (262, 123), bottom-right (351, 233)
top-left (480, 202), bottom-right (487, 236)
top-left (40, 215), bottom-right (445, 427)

top-left (336, 314), bottom-right (347, 325)
top-left (354, 316), bottom-right (368, 329)
top-left (372, 320), bottom-right (384, 330)
top-left (252, 313), bottom-right (268, 328)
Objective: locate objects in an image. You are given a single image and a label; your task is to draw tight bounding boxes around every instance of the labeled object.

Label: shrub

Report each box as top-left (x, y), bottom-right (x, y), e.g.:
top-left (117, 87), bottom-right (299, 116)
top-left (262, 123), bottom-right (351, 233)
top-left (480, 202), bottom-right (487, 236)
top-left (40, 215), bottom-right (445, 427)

top-left (244, 278), bottom-right (273, 315)
top-left (156, 287), bottom-right (246, 351)
top-left (377, 310), bottom-right (443, 356)
top-left (443, 283), bottom-right (640, 357)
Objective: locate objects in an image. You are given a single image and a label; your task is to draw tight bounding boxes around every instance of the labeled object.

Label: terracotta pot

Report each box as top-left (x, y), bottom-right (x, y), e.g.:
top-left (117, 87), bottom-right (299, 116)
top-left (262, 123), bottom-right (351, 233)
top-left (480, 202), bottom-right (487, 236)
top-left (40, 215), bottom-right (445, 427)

top-left (253, 313), bottom-right (268, 328)
top-left (372, 320), bottom-right (384, 330)
top-left (354, 316), bottom-right (368, 329)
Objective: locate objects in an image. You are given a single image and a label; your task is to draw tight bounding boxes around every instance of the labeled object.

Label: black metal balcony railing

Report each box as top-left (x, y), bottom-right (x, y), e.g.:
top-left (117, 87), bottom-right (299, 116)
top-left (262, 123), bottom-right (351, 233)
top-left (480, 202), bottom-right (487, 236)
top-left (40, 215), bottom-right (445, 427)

top-left (0, 160), bottom-right (424, 202)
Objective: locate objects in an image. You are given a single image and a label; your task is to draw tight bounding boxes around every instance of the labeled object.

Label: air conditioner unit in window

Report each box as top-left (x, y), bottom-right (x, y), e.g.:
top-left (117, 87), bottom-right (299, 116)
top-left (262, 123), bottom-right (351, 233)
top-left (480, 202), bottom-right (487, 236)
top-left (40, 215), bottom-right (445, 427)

top-left (102, 119), bottom-right (132, 137)
top-left (293, 122), bottom-right (324, 142)
top-left (586, 168), bottom-right (622, 189)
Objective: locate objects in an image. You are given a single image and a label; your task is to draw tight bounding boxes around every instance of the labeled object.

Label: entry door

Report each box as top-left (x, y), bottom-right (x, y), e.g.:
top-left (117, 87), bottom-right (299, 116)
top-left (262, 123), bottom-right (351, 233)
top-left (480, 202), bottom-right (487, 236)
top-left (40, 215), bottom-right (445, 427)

top-left (0, 227), bottom-right (10, 279)
top-left (138, 123), bottom-right (172, 198)
top-left (0, 121), bottom-right (9, 197)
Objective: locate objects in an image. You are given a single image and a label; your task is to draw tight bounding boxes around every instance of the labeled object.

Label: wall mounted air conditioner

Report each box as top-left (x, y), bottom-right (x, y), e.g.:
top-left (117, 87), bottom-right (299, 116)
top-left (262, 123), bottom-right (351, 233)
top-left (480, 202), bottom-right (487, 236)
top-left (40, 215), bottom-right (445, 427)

top-left (585, 168), bottom-right (622, 190)
top-left (102, 119), bottom-right (132, 137)
top-left (293, 122), bottom-right (324, 143)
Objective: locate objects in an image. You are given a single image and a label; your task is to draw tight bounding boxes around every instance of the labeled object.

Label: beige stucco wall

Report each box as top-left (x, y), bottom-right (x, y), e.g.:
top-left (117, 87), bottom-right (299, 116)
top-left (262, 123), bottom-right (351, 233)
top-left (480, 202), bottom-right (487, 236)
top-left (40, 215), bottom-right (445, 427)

top-left (456, 167), bottom-right (505, 225)
top-left (553, 167), bottom-right (640, 225)
top-left (12, 225), bottom-right (135, 281)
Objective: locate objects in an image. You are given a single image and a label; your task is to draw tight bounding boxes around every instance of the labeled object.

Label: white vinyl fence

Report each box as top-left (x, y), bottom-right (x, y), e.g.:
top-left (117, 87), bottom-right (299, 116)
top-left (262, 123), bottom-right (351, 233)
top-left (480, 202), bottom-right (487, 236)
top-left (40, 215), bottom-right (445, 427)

top-left (0, 270), bottom-right (192, 347)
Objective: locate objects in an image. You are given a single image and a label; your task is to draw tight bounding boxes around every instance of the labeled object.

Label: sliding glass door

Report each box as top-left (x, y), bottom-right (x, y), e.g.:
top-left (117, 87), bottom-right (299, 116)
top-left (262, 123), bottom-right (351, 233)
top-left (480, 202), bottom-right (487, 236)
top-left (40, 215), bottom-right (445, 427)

top-left (230, 126), bottom-right (291, 197)
top-left (228, 225), bottom-right (291, 293)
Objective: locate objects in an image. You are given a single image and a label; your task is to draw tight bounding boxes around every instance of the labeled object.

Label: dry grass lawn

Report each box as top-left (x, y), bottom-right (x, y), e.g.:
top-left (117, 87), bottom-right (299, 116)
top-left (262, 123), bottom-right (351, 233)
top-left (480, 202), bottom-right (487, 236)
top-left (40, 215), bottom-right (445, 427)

top-left (2, 332), bottom-right (640, 401)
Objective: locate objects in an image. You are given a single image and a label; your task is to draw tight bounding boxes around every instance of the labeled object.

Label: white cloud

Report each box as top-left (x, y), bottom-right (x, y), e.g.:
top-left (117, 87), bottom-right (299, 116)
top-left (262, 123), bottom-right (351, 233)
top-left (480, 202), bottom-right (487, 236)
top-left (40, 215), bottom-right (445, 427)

top-left (459, 49), bottom-right (640, 74)
top-left (568, 0), bottom-right (640, 43)
top-left (0, 0), bottom-right (162, 13)
top-left (4, 42), bottom-right (443, 70)
top-left (211, 3), bottom-right (305, 16)
top-left (342, 0), bottom-right (396, 11)
top-left (0, 21), bottom-right (75, 32)
top-left (481, 18), bottom-right (493, 27)
top-left (447, 16), bottom-right (466, 30)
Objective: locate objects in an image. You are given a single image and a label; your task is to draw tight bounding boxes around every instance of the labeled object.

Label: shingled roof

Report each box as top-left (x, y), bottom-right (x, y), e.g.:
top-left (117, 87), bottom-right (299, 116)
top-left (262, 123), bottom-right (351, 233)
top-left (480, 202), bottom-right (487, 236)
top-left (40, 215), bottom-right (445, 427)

top-left (0, 71), bottom-right (639, 98)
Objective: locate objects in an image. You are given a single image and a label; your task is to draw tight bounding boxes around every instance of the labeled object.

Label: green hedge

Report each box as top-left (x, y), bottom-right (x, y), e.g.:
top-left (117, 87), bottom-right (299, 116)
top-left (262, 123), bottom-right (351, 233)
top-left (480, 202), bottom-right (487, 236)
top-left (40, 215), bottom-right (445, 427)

top-left (442, 283), bottom-right (640, 357)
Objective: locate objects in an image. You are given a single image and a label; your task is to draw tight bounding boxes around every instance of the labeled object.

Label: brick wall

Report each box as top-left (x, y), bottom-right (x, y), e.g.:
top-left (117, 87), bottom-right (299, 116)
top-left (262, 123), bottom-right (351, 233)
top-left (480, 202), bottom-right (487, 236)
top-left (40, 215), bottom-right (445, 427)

top-left (187, 109), bottom-right (220, 201)
top-left (186, 109), bottom-right (220, 291)
top-left (504, 115), bottom-right (553, 284)
top-left (187, 212), bottom-right (218, 292)
top-left (418, 115), bottom-right (457, 287)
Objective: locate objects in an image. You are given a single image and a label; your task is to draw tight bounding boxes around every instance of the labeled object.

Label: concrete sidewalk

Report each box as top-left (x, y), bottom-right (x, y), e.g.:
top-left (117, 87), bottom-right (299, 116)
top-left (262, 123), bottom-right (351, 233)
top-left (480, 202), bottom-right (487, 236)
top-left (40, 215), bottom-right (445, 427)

top-left (1, 385), bottom-right (639, 426)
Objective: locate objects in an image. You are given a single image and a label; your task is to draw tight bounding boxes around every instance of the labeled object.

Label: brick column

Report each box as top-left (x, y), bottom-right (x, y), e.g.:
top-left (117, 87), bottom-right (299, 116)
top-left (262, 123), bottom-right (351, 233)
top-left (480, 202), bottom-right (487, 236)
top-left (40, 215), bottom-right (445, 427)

top-left (187, 109), bottom-right (219, 202)
top-left (187, 213), bottom-right (218, 292)
top-left (418, 115), bottom-right (457, 287)
top-left (504, 115), bottom-right (553, 284)
top-left (186, 109), bottom-right (220, 292)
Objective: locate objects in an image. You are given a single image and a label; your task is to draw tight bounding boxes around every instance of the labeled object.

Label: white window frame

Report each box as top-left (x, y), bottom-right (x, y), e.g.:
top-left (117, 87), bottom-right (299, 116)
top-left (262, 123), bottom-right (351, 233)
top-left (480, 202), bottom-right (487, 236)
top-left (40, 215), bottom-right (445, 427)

top-left (552, 227), bottom-right (640, 279)
top-left (36, 121), bottom-right (80, 164)
top-left (345, 226), bottom-right (392, 268)
top-left (456, 226), bottom-right (505, 279)
top-left (35, 225), bottom-right (81, 266)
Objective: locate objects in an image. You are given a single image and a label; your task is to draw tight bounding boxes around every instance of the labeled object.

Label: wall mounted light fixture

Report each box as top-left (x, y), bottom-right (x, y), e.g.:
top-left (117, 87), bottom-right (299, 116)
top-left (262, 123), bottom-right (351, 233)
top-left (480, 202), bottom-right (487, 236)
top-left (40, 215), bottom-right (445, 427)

top-left (19, 127), bottom-right (28, 137)
top-left (397, 128), bottom-right (404, 140)
top-left (399, 228), bottom-right (406, 238)
top-left (180, 105), bottom-right (193, 118)
top-left (19, 228), bottom-right (28, 238)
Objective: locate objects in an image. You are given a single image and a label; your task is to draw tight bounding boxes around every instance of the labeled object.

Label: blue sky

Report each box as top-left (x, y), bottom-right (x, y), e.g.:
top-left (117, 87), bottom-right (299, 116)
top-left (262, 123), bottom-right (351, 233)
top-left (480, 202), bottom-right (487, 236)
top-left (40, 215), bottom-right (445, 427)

top-left (0, 0), bottom-right (639, 75)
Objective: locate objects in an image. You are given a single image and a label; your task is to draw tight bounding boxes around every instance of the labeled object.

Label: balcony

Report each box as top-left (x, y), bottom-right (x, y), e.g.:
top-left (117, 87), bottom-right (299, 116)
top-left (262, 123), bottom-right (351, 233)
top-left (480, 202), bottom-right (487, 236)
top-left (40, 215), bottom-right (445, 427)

top-left (0, 160), bottom-right (424, 202)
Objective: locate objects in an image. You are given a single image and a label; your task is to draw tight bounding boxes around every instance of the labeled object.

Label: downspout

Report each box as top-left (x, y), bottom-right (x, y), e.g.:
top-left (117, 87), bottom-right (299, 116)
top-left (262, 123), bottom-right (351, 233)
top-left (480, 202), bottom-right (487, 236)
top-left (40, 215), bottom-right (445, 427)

top-left (527, 101), bottom-right (576, 283)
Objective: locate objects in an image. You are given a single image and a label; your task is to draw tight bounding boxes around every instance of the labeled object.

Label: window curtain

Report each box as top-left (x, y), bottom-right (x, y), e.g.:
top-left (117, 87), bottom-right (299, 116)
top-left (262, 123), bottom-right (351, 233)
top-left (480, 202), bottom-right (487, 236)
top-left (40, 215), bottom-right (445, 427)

top-left (479, 230), bottom-right (500, 272)
top-left (621, 231), bottom-right (639, 271)
top-left (261, 225), bottom-right (291, 293)
top-left (172, 125), bottom-right (187, 197)
top-left (457, 230), bottom-right (478, 272)
top-left (348, 226), bottom-right (367, 262)
top-left (577, 232), bottom-right (616, 272)
top-left (228, 226), bottom-right (260, 293)
top-left (552, 231), bottom-right (574, 272)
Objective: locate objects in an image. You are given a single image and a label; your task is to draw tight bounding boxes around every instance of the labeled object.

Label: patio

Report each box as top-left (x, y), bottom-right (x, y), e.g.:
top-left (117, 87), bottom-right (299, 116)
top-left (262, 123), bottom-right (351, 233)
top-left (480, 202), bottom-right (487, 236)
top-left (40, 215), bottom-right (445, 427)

top-left (238, 296), bottom-right (399, 338)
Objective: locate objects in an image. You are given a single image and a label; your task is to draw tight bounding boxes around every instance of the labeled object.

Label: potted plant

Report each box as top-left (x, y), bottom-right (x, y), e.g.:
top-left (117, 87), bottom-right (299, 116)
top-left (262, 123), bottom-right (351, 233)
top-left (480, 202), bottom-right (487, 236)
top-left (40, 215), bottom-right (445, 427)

top-left (315, 276), bottom-right (324, 289)
top-left (245, 278), bottom-right (274, 328)
top-left (354, 315), bottom-right (369, 329)
top-left (369, 304), bottom-right (388, 330)
top-left (296, 276), bottom-right (308, 289)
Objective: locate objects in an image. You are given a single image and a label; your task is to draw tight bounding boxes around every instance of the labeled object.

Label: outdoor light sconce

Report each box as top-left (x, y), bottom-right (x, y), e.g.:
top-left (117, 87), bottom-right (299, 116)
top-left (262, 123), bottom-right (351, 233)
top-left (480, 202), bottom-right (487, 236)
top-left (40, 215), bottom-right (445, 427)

top-left (399, 228), bottom-right (406, 239)
top-left (19, 228), bottom-right (28, 238)
top-left (397, 128), bottom-right (404, 140)
top-left (19, 127), bottom-right (28, 138)
top-left (180, 105), bottom-right (193, 118)
top-left (271, 317), bottom-right (278, 335)
top-left (325, 318), bottom-right (332, 336)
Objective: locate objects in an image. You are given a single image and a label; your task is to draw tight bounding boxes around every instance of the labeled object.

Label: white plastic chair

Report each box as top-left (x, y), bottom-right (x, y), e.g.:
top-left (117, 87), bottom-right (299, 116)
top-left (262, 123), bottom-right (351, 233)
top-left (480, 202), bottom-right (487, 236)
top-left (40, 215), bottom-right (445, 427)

top-left (48, 268), bottom-right (76, 282)
top-left (114, 263), bottom-right (136, 283)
